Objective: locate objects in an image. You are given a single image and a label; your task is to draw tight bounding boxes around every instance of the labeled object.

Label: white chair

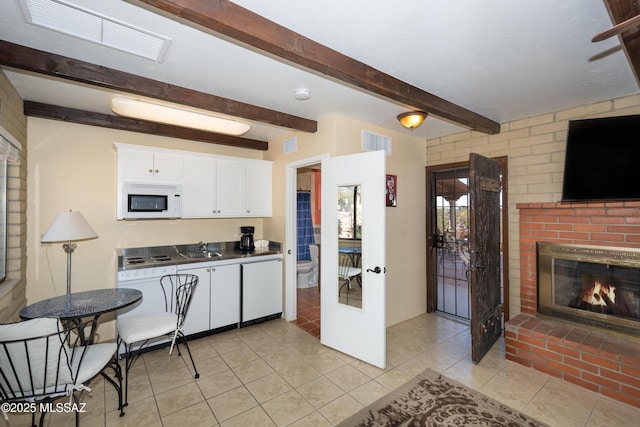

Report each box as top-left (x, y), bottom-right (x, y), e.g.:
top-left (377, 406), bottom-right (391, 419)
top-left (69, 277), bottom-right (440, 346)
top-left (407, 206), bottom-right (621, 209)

top-left (116, 273), bottom-right (200, 406)
top-left (338, 252), bottom-right (362, 296)
top-left (0, 317), bottom-right (123, 427)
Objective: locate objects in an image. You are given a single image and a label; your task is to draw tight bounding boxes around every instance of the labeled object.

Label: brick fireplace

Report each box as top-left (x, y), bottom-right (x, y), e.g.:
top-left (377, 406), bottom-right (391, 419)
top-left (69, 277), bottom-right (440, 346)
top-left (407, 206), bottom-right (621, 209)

top-left (506, 202), bottom-right (640, 408)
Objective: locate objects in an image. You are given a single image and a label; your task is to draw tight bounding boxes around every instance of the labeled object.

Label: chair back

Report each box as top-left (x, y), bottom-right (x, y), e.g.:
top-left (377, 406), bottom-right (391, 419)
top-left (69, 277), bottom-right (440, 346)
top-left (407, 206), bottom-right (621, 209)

top-left (0, 318), bottom-right (74, 401)
top-left (338, 252), bottom-right (357, 279)
top-left (160, 274), bottom-right (199, 327)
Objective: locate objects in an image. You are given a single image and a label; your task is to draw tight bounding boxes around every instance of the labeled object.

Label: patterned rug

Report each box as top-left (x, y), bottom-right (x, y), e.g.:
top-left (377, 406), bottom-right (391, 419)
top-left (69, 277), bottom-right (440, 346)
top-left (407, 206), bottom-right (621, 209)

top-left (338, 368), bottom-right (549, 427)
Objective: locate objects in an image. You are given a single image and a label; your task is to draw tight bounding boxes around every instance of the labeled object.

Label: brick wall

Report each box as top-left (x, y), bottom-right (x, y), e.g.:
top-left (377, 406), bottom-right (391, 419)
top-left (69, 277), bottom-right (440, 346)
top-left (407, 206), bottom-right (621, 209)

top-left (507, 201), bottom-right (640, 408)
top-left (426, 94), bottom-right (640, 319)
top-left (518, 201), bottom-right (640, 315)
top-left (0, 70), bottom-right (27, 323)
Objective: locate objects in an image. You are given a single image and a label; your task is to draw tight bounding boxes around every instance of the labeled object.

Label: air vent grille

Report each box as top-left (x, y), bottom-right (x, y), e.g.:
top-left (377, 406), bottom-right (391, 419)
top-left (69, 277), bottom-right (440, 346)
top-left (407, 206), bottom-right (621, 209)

top-left (282, 136), bottom-right (297, 154)
top-left (362, 130), bottom-right (392, 156)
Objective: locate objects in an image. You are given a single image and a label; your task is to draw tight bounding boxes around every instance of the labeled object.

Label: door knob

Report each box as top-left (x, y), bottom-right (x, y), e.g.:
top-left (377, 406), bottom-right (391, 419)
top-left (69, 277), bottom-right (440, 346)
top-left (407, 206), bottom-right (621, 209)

top-left (366, 266), bottom-right (382, 274)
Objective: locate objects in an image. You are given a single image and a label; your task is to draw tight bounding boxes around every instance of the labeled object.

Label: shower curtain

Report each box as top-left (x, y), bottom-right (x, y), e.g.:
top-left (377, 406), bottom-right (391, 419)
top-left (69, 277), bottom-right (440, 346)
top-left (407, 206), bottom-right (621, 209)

top-left (297, 191), bottom-right (315, 261)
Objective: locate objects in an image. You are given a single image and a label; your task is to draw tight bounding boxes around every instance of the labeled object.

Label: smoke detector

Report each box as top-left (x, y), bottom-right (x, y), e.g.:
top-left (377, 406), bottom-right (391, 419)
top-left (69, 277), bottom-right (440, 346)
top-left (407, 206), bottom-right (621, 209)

top-left (295, 88), bottom-right (310, 101)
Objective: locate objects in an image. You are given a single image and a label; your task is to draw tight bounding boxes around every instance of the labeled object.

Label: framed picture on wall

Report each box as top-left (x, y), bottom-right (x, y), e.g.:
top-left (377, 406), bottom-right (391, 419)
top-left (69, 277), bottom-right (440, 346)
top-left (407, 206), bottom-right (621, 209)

top-left (386, 174), bottom-right (397, 207)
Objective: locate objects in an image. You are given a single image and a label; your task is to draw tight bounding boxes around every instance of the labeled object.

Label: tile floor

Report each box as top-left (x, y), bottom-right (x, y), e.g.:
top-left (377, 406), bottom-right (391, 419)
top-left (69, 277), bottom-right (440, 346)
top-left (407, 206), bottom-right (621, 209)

top-left (9, 312), bottom-right (640, 427)
top-left (291, 286), bottom-right (320, 338)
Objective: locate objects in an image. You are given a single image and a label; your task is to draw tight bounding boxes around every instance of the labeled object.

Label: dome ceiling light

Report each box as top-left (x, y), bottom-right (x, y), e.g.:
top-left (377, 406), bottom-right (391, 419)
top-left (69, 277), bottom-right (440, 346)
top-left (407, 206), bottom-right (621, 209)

top-left (397, 111), bottom-right (428, 130)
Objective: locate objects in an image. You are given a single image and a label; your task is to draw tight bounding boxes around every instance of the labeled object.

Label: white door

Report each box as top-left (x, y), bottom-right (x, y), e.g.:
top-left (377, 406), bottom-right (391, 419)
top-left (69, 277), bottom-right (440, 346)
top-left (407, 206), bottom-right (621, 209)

top-left (321, 150), bottom-right (386, 368)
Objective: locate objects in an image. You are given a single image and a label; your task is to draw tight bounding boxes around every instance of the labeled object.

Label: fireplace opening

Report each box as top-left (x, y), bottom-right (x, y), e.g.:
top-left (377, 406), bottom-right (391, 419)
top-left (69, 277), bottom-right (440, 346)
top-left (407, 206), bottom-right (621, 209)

top-left (537, 242), bottom-right (640, 337)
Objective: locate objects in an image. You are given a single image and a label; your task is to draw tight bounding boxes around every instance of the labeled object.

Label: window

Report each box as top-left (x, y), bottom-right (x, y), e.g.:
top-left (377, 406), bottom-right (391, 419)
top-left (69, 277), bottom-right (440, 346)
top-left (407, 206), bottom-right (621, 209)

top-left (337, 185), bottom-right (362, 239)
top-left (0, 157), bottom-right (6, 283)
top-left (0, 133), bottom-right (20, 284)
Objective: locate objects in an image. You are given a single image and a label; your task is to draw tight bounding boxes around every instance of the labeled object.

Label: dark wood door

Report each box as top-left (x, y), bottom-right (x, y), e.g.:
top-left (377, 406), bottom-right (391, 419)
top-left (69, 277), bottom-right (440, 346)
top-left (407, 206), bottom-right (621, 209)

top-left (469, 152), bottom-right (502, 363)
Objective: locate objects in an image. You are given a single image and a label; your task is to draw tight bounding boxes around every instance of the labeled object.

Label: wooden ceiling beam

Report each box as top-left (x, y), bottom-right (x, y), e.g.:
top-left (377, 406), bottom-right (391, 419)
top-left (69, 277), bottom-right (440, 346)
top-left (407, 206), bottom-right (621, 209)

top-left (131, 0), bottom-right (500, 135)
top-left (604, 0), bottom-right (640, 87)
top-left (0, 40), bottom-right (317, 133)
top-left (24, 101), bottom-right (269, 151)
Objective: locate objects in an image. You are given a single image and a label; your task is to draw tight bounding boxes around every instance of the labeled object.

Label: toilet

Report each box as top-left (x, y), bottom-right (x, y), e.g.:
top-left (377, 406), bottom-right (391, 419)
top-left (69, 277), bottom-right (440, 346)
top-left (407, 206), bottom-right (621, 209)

top-left (297, 244), bottom-right (318, 288)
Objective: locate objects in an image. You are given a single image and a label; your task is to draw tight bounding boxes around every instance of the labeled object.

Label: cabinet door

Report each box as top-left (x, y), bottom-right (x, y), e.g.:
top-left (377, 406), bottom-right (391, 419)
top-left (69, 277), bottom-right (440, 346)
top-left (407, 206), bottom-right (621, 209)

top-left (216, 159), bottom-right (246, 216)
top-left (153, 152), bottom-right (183, 182)
top-left (119, 148), bottom-right (183, 181)
top-left (176, 266), bottom-right (211, 335)
top-left (241, 260), bottom-right (283, 322)
top-left (211, 264), bottom-right (241, 329)
top-left (119, 148), bottom-right (156, 180)
top-left (245, 162), bottom-right (272, 217)
top-left (182, 156), bottom-right (216, 218)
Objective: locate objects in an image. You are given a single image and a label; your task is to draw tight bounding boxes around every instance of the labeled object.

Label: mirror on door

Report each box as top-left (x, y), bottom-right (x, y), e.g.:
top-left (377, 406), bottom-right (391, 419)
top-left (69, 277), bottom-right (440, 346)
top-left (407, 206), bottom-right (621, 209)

top-left (337, 184), bottom-right (363, 308)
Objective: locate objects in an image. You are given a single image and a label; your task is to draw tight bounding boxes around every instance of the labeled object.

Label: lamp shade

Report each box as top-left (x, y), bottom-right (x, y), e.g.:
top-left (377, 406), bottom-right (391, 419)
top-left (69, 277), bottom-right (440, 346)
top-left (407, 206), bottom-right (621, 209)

top-left (397, 111), bottom-right (428, 130)
top-left (41, 211), bottom-right (98, 243)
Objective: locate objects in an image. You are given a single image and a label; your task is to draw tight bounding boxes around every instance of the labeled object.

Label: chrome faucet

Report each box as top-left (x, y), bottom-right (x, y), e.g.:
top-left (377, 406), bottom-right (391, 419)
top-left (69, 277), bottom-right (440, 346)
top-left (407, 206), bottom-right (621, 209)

top-left (196, 241), bottom-right (208, 253)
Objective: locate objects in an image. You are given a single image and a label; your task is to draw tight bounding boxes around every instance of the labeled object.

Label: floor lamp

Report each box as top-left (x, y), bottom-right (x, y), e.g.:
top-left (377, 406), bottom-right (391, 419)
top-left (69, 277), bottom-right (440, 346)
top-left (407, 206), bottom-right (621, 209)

top-left (41, 210), bottom-right (98, 296)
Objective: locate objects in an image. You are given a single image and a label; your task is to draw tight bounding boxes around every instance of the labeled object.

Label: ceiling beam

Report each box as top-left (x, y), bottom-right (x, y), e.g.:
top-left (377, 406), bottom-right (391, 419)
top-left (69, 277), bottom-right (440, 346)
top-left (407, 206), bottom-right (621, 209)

top-left (0, 40), bottom-right (317, 133)
top-left (131, 0), bottom-right (501, 135)
top-left (604, 0), bottom-right (640, 87)
top-left (24, 101), bottom-right (269, 151)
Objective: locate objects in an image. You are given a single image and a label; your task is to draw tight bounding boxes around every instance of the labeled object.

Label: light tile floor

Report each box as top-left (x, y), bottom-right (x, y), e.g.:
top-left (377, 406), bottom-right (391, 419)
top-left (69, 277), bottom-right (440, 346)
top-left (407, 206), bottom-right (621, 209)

top-left (10, 313), bottom-right (640, 426)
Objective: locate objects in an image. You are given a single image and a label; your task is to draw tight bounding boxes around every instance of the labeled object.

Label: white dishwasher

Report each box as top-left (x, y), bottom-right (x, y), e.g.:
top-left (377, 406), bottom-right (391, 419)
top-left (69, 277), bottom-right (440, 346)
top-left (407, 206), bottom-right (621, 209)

top-left (241, 258), bottom-right (283, 326)
top-left (116, 264), bottom-right (177, 356)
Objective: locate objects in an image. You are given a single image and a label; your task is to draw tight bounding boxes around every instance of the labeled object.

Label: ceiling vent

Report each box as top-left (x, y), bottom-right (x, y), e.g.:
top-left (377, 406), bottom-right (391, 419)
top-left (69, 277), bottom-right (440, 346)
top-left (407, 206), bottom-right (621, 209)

top-left (362, 130), bottom-right (392, 156)
top-left (18, 0), bottom-right (171, 62)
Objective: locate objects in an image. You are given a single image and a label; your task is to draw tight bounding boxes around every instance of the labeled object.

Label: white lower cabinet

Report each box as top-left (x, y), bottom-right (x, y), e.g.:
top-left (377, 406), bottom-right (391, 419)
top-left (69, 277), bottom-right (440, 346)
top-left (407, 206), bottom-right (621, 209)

top-left (178, 262), bottom-right (242, 333)
top-left (178, 265), bottom-right (212, 336)
top-left (177, 256), bottom-right (282, 334)
top-left (241, 259), bottom-right (283, 325)
top-left (210, 264), bottom-right (241, 329)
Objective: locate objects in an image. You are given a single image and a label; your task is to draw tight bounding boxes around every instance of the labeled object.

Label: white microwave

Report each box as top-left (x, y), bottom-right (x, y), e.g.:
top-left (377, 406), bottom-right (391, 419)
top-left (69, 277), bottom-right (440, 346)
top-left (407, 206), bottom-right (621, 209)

top-left (120, 182), bottom-right (182, 220)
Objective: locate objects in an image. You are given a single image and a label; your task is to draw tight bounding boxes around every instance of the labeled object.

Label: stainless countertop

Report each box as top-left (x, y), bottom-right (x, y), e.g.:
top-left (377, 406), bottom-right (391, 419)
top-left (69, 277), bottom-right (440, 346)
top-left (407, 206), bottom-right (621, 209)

top-left (117, 241), bottom-right (282, 271)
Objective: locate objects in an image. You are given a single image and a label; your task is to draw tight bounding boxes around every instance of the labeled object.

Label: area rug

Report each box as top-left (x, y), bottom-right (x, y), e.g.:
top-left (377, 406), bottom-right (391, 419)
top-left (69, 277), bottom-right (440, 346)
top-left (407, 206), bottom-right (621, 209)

top-left (338, 368), bottom-right (549, 427)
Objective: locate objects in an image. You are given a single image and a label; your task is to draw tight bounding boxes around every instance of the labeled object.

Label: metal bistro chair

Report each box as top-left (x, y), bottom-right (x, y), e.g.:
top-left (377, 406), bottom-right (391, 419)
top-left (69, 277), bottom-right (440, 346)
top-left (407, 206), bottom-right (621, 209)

top-left (116, 273), bottom-right (200, 406)
top-left (338, 252), bottom-right (362, 296)
top-left (0, 317), bottom-right (124, 427)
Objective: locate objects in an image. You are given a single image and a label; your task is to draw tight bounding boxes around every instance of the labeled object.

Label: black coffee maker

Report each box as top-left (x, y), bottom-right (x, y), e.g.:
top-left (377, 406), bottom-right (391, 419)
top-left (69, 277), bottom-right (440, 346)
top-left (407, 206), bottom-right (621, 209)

top-left (239, 226), bottom-right (255, 253)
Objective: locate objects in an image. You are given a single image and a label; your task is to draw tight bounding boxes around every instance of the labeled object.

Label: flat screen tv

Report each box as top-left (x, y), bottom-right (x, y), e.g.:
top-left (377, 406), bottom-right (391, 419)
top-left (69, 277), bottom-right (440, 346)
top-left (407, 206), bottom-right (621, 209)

top-left (561, 115), bottom-right (640, 202)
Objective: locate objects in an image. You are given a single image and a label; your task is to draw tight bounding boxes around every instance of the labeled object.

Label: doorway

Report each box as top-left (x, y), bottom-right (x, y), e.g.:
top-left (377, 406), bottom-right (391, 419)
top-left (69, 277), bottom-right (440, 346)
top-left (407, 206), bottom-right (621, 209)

top-left (294, 165), bottom-right (322, 338)
top-left (426, 157), bottom-right (510, 323)
top-left (284, 154), bottom-right (327, 337)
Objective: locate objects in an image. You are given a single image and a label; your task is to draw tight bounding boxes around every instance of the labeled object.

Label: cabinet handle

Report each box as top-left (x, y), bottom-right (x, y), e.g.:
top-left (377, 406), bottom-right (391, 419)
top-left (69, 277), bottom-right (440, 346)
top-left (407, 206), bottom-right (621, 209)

top-left (148, 169), bottom-right (153, 173)
top-left (246, 210), bottom-right (250, 213)
top-left (155, 169), bottom-right (159, 173)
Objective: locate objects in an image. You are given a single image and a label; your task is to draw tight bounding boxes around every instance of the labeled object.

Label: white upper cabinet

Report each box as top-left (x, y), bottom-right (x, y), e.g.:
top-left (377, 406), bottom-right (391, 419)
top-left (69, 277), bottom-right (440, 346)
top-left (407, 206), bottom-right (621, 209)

top-left (182, 155), bottom-right (216, 218)
top-left (246, 162), bottom-right (272, 217)
top-left (118, 146), bottom-right (183, 182)
top-left (216, 159), bottom-right (246, 217)
top-left (116, 143), bottom-right (272, 218)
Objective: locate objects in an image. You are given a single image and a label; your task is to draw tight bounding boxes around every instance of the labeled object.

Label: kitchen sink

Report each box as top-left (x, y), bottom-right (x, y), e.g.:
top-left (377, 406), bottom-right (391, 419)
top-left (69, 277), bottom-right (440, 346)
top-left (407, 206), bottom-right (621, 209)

top-left (186, 251), bottom-right (222, 259)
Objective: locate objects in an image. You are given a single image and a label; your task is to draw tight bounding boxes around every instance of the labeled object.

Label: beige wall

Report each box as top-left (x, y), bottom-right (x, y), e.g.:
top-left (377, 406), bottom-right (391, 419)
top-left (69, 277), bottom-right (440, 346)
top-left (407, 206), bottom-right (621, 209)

top-left (26, 119), bottom-right (268, 337)
top-left (265, 114), bottom-right (427, 327)
top-left (25, 112), bottom-right (426, 335)
top-left (0, 70), bottom-right (27, 323)
top-left (425, 94), bottom-right (640, 318)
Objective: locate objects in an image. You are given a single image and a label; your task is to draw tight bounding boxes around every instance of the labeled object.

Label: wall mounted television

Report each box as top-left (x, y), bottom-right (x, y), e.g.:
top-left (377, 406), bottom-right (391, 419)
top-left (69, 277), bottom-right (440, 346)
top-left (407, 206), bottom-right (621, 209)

top-left (561, 114), bottom-right (640, 202)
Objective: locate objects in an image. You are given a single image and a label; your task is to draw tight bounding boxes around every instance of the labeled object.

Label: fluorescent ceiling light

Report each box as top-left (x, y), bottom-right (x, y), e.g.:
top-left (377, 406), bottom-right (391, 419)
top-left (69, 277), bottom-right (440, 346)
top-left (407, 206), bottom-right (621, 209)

top-left (111, 97), bottom-right (251, 136)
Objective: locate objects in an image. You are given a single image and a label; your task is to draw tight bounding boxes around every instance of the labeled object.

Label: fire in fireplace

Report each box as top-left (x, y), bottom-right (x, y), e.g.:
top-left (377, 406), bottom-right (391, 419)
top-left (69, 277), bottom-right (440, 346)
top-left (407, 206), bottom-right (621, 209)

top-left (537, 242), bottom-right (640, 336)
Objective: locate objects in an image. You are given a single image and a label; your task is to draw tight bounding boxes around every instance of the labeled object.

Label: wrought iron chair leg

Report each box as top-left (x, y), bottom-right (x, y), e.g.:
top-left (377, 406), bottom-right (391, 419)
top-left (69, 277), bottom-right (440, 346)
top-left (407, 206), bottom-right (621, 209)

top-left (101, 355), bottom-right (125, 416)
top-left (178, 332), bottom-right (200, 379)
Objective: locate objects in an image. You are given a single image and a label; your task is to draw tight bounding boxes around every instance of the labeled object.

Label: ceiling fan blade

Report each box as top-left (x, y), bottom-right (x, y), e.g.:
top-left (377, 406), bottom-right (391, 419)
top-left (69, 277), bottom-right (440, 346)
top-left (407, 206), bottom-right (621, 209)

top-left (592, 14), bottom-right (640, 42)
